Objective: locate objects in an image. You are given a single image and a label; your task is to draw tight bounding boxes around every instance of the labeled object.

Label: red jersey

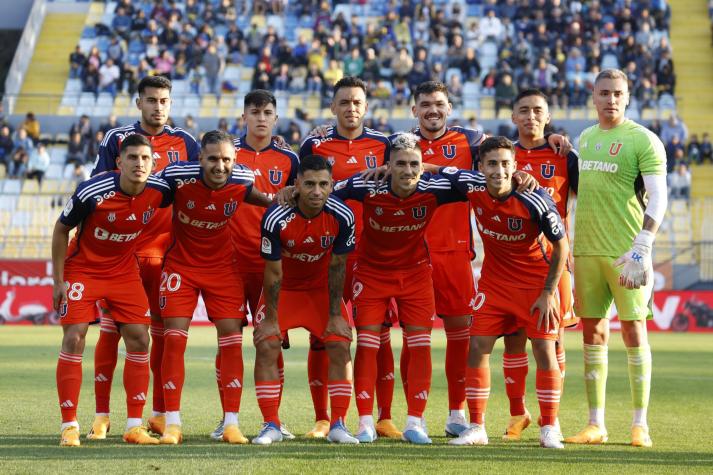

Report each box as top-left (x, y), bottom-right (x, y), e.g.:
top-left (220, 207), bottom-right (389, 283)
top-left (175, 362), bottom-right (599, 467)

top-left (232, 136), bottom-right (299, 273)
top-left (160, 162), bottom-right (254, 270)
top-left (332, 173), bottom-right (464, 270)
top-left (514, 141), bottom-right (579, 221)
top-left (440, 168), bottom-right (566, 289)
top-left (299, 126), bottom-right (390, 247)
top-left (410, 126), bottom-right (484, 254)
top-left (59, 172), bottom-right (172, 276)
top-left (260, 197), bottom-right (355, 291)
top-left (92, 121), bottom-right (200, 259)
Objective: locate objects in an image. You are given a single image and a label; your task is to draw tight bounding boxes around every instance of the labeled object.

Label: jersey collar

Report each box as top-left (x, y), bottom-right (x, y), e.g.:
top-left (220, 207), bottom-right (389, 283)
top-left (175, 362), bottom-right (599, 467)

top-left (135, 121), bottom-right (167, 137)
top-left (415, 127), bottom-right (450, 142)
top-left (238, 135), bottom-right (275, 153)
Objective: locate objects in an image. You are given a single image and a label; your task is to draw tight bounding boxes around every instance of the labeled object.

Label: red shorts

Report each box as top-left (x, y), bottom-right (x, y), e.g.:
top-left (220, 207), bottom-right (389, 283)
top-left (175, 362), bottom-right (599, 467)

top-left (238, 270), bottom-right (263, 318)
top-left (430, 250), bottom-right (476, 317)
top-left (352, 263), bottom-right (435, 328)
top-left (471, 280), bottom-right (560, 341)
top-left (59, 271), bottom-right (150, 326)
top-left (559, 269), bottom-right (578, 328)
top-left (254, 288), bottom-right (350, 342)
top-left (159, 265), bottom-right (246, 320)
top-left (137, 256), bottom-right (163, 317)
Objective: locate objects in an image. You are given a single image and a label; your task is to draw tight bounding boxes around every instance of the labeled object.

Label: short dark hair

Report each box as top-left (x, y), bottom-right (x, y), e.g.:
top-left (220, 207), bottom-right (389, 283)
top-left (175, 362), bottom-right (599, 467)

top-left (244, 89), bottom-right (277, 109)
top-left (120, 133), bottom-right (152, 154)
top-left (479, 136), bottom-right (515, 159)
top-left (513, 88), bottom-right (549, 107)
top-left (333, 76), bottom-right (367, 97)
top-left (137, 75), bottom-right (172, 95)
top-left (201, 129), bottom-right (234, 148)
top-left (413, 81), bottom-right (449, 103)
top-left (299, 154), bottom-right (332, 175)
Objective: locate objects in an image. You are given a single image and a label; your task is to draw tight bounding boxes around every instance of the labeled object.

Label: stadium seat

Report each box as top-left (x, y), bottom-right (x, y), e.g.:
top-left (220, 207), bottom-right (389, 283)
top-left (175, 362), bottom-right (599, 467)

top-left (3, 180), bottom-right (21, 195)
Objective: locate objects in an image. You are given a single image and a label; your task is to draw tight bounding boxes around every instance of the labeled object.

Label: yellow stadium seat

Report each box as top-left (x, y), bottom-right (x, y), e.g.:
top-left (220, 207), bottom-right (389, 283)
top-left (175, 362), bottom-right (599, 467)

top-left (391, 108), bottom-right (408, 119)
top-left (22, 180), bottom-right (40, 194)
top-left (58, 106), bottom-right (75, 116)
top-left (551, 109), bottom-right (567, 120)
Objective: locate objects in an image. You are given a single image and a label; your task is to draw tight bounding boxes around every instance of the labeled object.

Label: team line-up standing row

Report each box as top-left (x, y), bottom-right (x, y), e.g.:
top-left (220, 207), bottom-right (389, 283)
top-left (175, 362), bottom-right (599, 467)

top-left (52, 72), bottom-right (666, 449)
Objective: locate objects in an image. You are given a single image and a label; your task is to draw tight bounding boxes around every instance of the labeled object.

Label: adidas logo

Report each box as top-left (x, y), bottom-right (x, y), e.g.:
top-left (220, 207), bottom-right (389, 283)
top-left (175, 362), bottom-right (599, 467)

top-left (347, 156), bottom-right (358, 164)
top-left (394, 209), bottom-right (405, 216)
top-left (303, 236), bottom-right (314, 244)
top-left (126, 214), bottom-right (136, 221)
top-left (309, 380), bottom-right (323, 387)
top-left (153, 152), bottom-right (161, 159)
top-left (424, 148), bottom-right (435, 155)
top-left (95, 373), bottom-right (109, 382)
top-left (205, 203), bottom-right (216, 210)
top-left (133, 392), bottom-right (147, 401)
top-left (356, 391), bottom-right (371, 400)
top-left (492, 215), bottom-right (501, 222)
top-left (164, 380), bottom-right (177, 390)
top-left (504, 377), bottom-right (515, 384)
top-left (226, 378), bottom-right (242, 388)
top-left (254, 169), bottom-right (262, 176)
top-left (381, 372), bottom-right (395, 381)
top-left (585, 370), bottom-right (599, 381)
top-left (414, 390), bottom-right (429, 400)
top-left (522, 163), bottom-right (533, 171)
top-left (60, 400), bottom-right (74, 408)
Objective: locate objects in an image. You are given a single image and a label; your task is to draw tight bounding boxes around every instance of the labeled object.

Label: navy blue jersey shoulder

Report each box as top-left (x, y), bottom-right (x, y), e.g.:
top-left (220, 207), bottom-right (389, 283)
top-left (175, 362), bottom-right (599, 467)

top-left (416, 172), bottom-right (468, 204)
top-left (514, 188), bottom-right (565, 242)
top-left (567, 149), bottom-right (579, 194)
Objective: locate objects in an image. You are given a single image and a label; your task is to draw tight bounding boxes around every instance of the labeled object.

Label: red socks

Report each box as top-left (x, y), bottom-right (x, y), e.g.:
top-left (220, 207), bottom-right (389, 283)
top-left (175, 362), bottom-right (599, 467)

top-left (328, 379), bottom-right (352, 425)
top-left (403, 330), bottom-right (432, 418)
top-left (57, 351), bottom-right (83, 423)
top-left (503, 352), bottom-right (529, 416)
top-left (376, 327), bottom-right (395, 421)
top-left (444, 326), bottom-right (469, 411)
top-left (556, 344), bottom-right (566, 396)
top-left (124, 352), bottom-right (149, 419)
top-left (149, 321), bottom-right (165, 413)
top-left (218, 333), bottom-right (244, 413)
top-left (161, 328), bottom-right (188, 412)
top-left (256, 380), bottom-right (281, 425)
top-left (93, 318), bottom-right (120, 414)
top-left (465, 366), bottom-right (490, 425)
top-left (536, 369), bottom-right (561, 426)
top-left (354, 331), bottom-right (380, 416)
top-left (307, 338), bottom-right (329, 421)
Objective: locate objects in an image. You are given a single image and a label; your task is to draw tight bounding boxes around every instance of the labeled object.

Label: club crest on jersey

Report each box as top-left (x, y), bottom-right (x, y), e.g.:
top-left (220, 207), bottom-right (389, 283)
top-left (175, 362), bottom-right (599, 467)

top-left (167, 150), bottom-right (180, 163)
top-left (375, 206), bottom-right (384, 216)
top-left (609, 142), bottom-right (623, 156)
top-left (412, 206), bottom-right (427, 219)
top-left (327, 156), bottom-right (335, 166)
top-left (442, 144), bottom-right (457, 159)
top-left (187, 200), bottom-right (195, 210)
top-left (476, 207), bottom-right (483, 215)
top-left (541, 164), bottom-right (555, 179)
top-left (287, 240), bottom-right (295, 248)
top-left (508, 217), bottom-right (523, 232)
top-left (364, 154), bottom-right (377, 169)
top-left (224, 201), bottom-right (238, 216)
top-left (159, 296), bottom-right (166, 310)
top-left (107, 212), bottom-right (116, 223)
top-left (142, 208), bottom-right (155, 224)
top-left (59, 303), bottom-right (68, 318)
top-left (321, 235), bottom-right (335, 248)
top-left (269, 169), bottom-right (283, 185)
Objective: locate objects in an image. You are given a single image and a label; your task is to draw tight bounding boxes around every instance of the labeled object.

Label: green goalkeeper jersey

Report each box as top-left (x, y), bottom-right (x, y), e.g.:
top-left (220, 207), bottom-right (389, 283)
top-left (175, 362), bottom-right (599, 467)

top-left (574, 119), bottom-right (666, 257)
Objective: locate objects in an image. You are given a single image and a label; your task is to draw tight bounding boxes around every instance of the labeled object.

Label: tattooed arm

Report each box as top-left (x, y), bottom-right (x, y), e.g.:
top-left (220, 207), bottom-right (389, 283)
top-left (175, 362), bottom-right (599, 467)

top-left (255, 259), bottom-right (283, 344)
top-left (324, 253), bottom-right (352, 340)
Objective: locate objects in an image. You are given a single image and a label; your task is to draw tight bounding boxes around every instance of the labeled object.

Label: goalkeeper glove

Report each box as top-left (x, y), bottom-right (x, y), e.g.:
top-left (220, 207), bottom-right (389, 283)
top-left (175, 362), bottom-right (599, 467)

top-left (614, 230), bottom-right (654, 289)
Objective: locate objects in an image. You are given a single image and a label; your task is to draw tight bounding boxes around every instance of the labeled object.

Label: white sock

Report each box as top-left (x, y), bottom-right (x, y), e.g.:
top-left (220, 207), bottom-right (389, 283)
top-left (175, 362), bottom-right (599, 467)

top-left (406, 415), bottom-right (422, 428)
top-left (126, 418), bottom-right (142, 430)
top-left (449, 409), bottom-right (466, 421)
top-left (61, 421), bottom-right (79, 431)
top-left (224, 412), bottom-right (238, 426)
top-left (95, 412), bottom-right (109, 418)
top-left (166, 411), bottom-right (182, 426)
top-left (151, 411), bottom-right (165, 418)
top-left (632, 408), bottom-right (647, 428)
top-left (358, 415), bottom-right (374, 428)
top-left (589, 408), bottom-right (605, 428)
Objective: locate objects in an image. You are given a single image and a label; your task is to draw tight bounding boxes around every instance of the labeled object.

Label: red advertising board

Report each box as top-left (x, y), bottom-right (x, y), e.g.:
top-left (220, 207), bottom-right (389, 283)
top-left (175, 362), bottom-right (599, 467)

top-left (1, 259), bottom-right (712, 332)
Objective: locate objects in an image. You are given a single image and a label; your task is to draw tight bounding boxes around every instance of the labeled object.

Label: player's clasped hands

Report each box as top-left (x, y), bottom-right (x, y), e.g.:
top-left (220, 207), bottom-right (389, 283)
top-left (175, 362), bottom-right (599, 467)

top-left (531, 291), bottom-right (560, 334)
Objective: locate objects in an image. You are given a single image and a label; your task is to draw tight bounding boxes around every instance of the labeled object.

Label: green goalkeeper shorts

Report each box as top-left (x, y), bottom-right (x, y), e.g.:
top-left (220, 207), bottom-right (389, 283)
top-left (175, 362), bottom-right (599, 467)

top-left (573, 255), bottom-right (653, 321)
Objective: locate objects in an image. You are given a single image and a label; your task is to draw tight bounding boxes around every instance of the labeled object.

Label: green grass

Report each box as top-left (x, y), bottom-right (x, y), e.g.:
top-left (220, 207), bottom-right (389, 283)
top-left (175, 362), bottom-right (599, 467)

top-left (1, 327), bottom-right (712, 474)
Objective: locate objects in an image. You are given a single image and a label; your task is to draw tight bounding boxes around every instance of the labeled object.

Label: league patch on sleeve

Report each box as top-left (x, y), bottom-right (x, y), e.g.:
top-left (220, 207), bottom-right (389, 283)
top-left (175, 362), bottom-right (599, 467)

top-left (261, 236), bottom-right (272, 254)
top-left (63, 199), bottom-right (74, 217)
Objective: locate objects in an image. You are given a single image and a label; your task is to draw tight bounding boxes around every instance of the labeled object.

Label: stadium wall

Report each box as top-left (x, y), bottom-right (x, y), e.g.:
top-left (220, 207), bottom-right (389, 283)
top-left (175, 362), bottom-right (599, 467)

top-left (2, 259), bottom-right (712, 332)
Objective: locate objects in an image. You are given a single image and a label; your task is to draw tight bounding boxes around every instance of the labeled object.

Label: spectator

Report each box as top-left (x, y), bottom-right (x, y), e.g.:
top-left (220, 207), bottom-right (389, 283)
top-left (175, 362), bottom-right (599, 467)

top-left (13, 128), bottom-right (34, 155)
top-left (228, 116), bottom-right (244, 136)
top-left (324, 59), bottom-right (344, 86)
top-left (112, 6), bottom-right (133, 40)
top-left (656, 63), bottom-right (676, 98)
top-left (362, 48), bottom-right (381, 83)
top-left (272, 63), bottom-right (291, 92)
top-left (202, 43), bottom-right (224, 95)
top-left (448, 74), bottom-right (464, 107)
top-left (665, 135), bottom-right (685, 174)
top-left (468, 115), bottom-right (484, 135)
top-left (494, 72), bottom-right (517, 116)
top-left (392, 77), bottom-right (410, 106)
top-left (153, 50), bottom-right (175, 77)
top-left (183, 115), bottom-right (200, 138)
top-left (480, 9), bottom-right (504, 41)
top-left (661, 114), bottom-right (689, 145)
top-left (22, 113), bottom-right (40, 143)
top-left (70, 114), bottom-right (93, 144)
top-left (82, 62), bottom-right (100, 95)
top-left (481, 68), bottom-right (498, 96)
top-left (701, 132), bottom-right (713, 162)
top-left (8, 147), bottom-right (28, 179)
top-left (306, 64), bottom-right (324, 95)
top-left (669, 161), bottom-right (691, 201)
top-left (69, 45), bottom-right (86, 79)
top-left (687, 134), bottom-right (702, 164)
top-left (460, 48), bottom-right (481, 82)
top-left (0, 125), bottom-right (13, 170)
top-left (26, 143), bottom-right (50, 185)
top-left (86, 129), bottom-right (105, 160)
top-left (375, 116), bottom-right (394, 135)
top-left (533, 57), bottom-right (558, 94)
top-left (217, 118), bottom-right (229, 133)
top-left (391, 47), bottom-right (413, 80)
top-left (65, 132), bottom-right (86, 166)
top-left (98, 58), bottom-right (121, 96)
top-left (99, 114), bottom-right (119, 135)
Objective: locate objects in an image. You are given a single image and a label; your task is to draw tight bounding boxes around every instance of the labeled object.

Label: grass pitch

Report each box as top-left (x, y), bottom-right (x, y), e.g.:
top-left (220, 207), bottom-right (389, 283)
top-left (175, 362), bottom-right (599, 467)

top-left (0, 327), bottom-right (711, 474)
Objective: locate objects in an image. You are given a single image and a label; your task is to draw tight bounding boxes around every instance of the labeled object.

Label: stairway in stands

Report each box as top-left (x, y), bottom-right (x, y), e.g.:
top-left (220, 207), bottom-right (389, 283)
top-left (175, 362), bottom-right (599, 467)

top-left (14, 12), bottom-right (85, 115)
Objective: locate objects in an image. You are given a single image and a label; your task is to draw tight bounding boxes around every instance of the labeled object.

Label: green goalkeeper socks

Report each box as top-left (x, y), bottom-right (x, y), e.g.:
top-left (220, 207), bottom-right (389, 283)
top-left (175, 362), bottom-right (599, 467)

top-left (626, 345), bottom-right (652, 415)
top-left (583, 344), bottom-right (608, 426)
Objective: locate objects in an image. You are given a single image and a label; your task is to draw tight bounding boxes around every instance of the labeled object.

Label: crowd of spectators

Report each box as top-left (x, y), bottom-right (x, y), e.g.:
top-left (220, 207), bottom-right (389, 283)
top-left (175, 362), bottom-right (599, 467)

top-left (69, 0), bottom-right (674, 114)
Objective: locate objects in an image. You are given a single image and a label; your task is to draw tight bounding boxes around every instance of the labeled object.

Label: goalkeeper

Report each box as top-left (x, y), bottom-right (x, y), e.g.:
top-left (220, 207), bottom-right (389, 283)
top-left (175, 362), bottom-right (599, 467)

top-left (565, 69), bottom-right (666, 448)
